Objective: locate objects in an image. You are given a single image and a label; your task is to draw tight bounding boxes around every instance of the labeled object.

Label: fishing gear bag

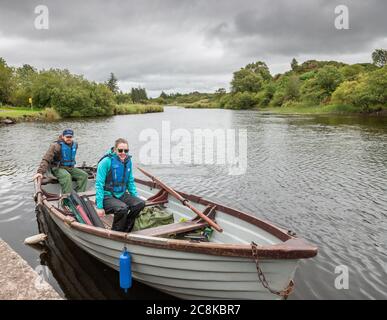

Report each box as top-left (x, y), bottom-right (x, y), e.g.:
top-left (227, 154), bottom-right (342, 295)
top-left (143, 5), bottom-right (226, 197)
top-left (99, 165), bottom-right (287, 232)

top-left (132, 205), bottom-right (174, 232)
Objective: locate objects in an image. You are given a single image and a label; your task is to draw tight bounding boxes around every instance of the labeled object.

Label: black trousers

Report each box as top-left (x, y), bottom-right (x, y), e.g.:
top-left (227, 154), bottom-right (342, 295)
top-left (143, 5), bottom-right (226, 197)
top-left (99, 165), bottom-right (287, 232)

top-left (103, 193), bottom-right (145, 232)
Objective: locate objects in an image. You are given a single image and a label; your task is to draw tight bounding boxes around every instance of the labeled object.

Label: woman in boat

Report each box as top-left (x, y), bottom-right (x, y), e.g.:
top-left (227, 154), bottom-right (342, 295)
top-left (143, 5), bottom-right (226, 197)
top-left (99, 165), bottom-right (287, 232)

top-left (95, 138), bottom-right (145, 232)
top-left (33, 129), bottom-right (88, 194)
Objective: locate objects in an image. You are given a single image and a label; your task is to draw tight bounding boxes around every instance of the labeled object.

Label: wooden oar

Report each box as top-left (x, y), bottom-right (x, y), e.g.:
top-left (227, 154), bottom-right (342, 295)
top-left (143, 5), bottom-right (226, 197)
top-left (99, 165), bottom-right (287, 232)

top-left (137, 167), bottom-right (223, 232)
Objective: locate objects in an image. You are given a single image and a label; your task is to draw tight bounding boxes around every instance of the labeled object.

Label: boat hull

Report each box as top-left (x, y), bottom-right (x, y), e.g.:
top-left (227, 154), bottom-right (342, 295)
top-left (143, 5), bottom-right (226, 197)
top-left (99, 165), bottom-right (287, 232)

top-left (43, 207), bottom-right (298, 300)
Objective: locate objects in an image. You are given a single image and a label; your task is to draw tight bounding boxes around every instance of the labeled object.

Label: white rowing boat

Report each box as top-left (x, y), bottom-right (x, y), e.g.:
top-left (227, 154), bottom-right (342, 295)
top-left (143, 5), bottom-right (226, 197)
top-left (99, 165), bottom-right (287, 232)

top-left (34, 167), bottom-right (317, 300)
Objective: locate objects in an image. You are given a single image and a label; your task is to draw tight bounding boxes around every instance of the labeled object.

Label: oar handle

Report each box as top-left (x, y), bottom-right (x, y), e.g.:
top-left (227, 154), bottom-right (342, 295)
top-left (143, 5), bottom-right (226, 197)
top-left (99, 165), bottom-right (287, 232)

top-left (187, 202), bottom-right (223, 232)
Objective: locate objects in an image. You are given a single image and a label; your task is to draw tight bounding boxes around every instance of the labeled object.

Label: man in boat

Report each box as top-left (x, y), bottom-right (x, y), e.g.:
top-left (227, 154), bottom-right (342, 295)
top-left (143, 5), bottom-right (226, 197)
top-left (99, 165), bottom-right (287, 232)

top-left (33, 129), bottom-right (88, 194)
top-left (95, 138), bottom-right (145, 232)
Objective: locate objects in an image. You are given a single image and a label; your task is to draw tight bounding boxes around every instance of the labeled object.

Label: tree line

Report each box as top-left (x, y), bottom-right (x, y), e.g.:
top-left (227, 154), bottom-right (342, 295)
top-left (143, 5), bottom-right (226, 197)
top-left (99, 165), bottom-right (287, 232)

top-left (159, 49), bottom-right (387, 112)
top-left (0, 60), bottom-right (149, 118)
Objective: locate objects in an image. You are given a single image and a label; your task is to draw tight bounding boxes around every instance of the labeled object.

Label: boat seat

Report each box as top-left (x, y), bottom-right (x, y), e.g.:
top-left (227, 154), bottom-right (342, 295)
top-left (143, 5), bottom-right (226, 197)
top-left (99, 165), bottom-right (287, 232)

top-left (130, 220), bottom-right (209, 237)
top-left (67, 190), bottom-right (96, 197)
top-left (45, 190), bottom-right (96, 201)
top-left (98, 200), bottom-right (217, 236)
top-left (131, 205), bottom-right (217, 237)
top-left (99, 212), bottom-right (209, 235)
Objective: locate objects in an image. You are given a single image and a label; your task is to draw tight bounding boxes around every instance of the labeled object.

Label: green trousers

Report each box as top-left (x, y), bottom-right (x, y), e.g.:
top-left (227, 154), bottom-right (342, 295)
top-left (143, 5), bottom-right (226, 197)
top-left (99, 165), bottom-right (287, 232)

top-left (51, 167), bottom-right (88, 194)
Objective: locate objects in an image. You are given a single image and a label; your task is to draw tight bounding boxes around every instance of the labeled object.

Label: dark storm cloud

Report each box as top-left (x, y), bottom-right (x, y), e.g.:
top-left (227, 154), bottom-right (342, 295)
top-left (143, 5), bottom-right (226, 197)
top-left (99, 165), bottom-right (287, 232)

top-left (0, 0), bottom-right (385, 95)
top-left (208, 0), bottom-right (387, 56)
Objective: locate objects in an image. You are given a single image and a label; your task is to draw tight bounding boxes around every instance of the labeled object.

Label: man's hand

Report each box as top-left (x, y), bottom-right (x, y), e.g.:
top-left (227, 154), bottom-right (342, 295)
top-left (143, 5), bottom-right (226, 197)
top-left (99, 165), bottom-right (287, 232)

top-left (96, 208), bottom-right (105, 218)
top-left (33, 173), bottom-right (43, 181)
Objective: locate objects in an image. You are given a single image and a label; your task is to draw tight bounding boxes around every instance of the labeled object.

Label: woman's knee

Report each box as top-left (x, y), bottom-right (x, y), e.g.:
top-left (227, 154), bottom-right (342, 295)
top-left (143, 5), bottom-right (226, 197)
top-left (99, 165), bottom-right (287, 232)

top-left (131, 199), bottom-right (145, 211)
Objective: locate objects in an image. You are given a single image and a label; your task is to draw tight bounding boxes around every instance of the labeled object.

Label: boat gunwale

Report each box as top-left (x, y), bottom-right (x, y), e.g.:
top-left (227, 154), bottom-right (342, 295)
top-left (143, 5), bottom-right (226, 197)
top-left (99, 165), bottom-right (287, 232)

top-left (34, 174), bottom-right (318, 260)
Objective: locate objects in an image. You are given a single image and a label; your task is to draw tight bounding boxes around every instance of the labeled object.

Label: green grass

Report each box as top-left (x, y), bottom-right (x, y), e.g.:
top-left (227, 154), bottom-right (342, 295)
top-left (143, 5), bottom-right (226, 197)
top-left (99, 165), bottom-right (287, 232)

top-left (114, 103), bottom-right (164, 115)
top-left (0, 104), bottom-right (163, 123)
top-left (0, 106), bottom-right (42, 119)
top-left (0, 106), bottom-right (61, 122)
top-left (259, 103), bottom-right (386, 115)
top-left (178, 99), bottom-right (219, 109)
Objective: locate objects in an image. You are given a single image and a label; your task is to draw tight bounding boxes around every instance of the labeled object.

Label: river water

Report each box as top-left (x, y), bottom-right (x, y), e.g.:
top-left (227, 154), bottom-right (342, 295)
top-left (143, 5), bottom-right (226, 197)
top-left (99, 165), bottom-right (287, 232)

top-left (0, 107), bottom-right (386, 299)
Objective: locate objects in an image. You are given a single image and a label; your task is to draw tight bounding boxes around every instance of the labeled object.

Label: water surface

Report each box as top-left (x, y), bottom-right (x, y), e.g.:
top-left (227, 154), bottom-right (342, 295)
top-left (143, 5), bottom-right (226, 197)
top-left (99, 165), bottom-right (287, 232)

top-left (0, 107), bottom-right (386, 299)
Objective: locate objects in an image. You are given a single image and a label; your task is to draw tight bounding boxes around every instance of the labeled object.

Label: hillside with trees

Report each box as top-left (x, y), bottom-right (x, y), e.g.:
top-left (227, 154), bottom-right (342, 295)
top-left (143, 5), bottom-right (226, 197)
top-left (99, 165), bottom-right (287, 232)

top-left (160, 49), bottom-right (387, 113)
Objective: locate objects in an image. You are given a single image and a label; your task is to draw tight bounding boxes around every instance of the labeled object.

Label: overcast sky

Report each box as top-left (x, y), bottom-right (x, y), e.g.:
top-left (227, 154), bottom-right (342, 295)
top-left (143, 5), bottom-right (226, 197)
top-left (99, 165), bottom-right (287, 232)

top-left (0, 0), bottom-right (386, 97)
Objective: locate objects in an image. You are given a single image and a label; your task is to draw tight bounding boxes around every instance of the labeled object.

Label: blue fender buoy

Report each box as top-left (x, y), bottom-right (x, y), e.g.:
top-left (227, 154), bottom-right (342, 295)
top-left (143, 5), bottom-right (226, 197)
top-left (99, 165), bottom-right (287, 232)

top-left (119, 247), bottom-right (132, 292)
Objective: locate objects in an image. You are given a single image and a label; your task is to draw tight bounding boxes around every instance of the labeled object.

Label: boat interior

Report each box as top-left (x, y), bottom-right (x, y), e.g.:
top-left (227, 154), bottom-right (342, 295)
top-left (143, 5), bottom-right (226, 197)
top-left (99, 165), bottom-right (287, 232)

top-left (39, 168), bottom-right (289, 247)
top-left (41, 176), bottom-right (221, 242)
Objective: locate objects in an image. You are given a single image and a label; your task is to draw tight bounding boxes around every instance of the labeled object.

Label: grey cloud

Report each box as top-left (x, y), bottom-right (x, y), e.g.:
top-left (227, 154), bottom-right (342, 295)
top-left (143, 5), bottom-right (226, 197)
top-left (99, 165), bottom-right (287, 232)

top-left (209, 0), bottom-right (387, 56)
top-left (0, 0), bottom-right (385, 96)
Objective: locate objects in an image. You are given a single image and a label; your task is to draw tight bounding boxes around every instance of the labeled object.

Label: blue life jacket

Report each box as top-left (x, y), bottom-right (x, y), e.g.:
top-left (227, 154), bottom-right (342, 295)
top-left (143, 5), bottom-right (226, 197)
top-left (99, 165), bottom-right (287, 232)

top-left (58, 141), bottom-right (77, 167)
top-left (101, 154), bottom-right (132, 194)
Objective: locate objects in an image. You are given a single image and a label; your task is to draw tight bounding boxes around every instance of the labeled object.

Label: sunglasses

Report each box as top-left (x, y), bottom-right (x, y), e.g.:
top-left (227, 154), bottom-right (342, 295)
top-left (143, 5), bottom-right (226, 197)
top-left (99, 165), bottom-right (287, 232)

top-left (117, 148), bottom-right (129, 154)
top-left (64, 135), bottom-right (73, 139)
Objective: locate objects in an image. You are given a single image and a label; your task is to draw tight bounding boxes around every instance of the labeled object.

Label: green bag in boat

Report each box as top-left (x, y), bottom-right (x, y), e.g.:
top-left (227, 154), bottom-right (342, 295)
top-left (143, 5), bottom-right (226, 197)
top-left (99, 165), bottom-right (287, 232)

top-left (132, 205), bottom-right (174, 232)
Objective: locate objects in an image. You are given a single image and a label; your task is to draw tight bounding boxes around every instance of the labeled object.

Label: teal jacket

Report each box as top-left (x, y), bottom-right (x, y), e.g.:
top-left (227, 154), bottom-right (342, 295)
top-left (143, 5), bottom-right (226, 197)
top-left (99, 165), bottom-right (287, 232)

top-left (95, 149), bottom-right (138, 209)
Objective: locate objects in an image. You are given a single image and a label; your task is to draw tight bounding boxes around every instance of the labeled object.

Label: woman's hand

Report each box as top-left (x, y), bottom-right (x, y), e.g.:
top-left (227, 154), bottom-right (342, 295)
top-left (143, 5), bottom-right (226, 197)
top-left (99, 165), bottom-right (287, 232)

top-left (96, 208), bottom-right (105, 218)
top-left (33, 173), bottom-right (43, 181)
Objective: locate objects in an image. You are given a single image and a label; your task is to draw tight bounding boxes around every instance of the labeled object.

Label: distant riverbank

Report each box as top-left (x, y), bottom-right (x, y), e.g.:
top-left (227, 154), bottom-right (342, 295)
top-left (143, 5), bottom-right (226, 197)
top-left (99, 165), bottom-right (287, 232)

top-left (181, 101), bottom-right (387, 116)
top-left (0, 104), bottom-right (164, 123)
top-left (257, 104), bottom-right (387, 116)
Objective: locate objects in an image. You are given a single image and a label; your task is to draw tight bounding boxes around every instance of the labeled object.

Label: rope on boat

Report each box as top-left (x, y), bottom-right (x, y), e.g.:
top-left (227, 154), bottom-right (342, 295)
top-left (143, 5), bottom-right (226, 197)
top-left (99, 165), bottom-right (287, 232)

top-left (251, 241), bottom-right (294, 299)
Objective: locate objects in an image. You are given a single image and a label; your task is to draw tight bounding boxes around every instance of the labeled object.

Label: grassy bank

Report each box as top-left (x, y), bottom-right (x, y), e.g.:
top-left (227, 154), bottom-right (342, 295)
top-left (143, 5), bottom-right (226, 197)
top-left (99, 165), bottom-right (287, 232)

top-left (178, 99), bottom-right (219, 109)
top-left (0, 106), bottom-right (41, 118)
top-left (114, 103), bottom-right (164, 114)
top-left (258, 103), bottom-right (387, 115)
top-left (0, 106), bottom-right (61, 122)
top-left (178, 101), bottom-right (387, 115)
top-left (0, 103), bottom-right (164, 123)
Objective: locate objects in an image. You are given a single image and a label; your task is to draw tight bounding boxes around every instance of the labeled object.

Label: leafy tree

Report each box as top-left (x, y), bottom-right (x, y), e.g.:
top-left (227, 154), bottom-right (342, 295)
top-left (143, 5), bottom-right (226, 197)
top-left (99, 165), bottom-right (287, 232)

top-left (31, 69), bottom-right (70, 108)
top-left (299, 65), bottom-right (343, 103)
top-left (90, 83), bottom-right (116, 116)
top-left (10, 64), bottom-right (37, 106)
top-left (255, 82), bottom-right (276, 107)
top-left (214, 88), bottom-right (226, 100)
top-left (159, 91), bottom-right (168, 99)
top-left (0, 58), bottom-right (14, 104)
top-left (372, 49), bottom-right (387, 67)
top-left (315, 65), bottom-right (344, 94)
top-left (297, 60), bottom-right (346, 73)
top-left (115, 91), bottom-right (132, 104)
top-left (284, 76), bottom-right (301, 101)
top-left (340, 64), bottom-right (365, 81)
top-left (131, 87), bottom-right (148, 103)
top-left (106, 72), bottom-right (119, 94)
top-left (231, 61), bottom-right (271, 93)
top-left (291, 58), bottom-right (299, 71)
top-left (215, 88), bottom-right (226, 95)
top-left (332, 66), bottom-right (387, 110)
top-left (245, 61), bottom-right (272, 81)
top-left (51, 86), bottom-right (93, 117)
top-left (223, 92), bottom-right (257, 109)
top-left (298, 71), bottom-right (315, 82)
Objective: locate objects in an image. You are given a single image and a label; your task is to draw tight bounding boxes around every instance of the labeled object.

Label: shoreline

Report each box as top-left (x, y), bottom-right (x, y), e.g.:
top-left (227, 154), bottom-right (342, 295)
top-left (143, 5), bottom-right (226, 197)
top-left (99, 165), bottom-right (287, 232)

top-left (0, 104), bottom-right (164, 124)
top-left (178, 103), bottom-right (387, 116)
top-left (2, 104), bottom-right (387, 124)
top-left (255, 107), bottom-right (387, 117)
